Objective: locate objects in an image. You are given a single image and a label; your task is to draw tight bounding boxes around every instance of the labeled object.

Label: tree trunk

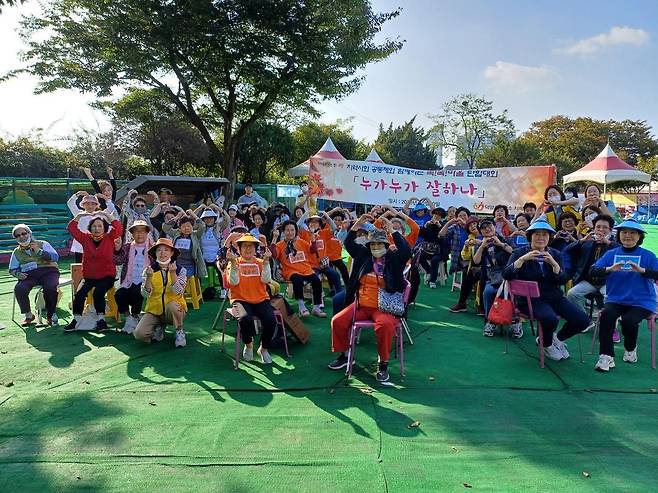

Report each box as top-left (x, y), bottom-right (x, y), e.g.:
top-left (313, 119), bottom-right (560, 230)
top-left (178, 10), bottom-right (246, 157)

top-left (222, 136), bottom-right (239, 202)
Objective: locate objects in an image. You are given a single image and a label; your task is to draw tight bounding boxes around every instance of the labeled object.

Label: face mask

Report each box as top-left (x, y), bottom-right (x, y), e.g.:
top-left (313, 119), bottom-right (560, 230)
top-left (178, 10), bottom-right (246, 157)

top-left (134, 205), bottom-right (147, 213)
top-left (17, 235), bottom-right (31, 247)
top-left (356, 236), bottom-right (367, 245)
top-left (301, 185), bottom-right (309, 193)
top-left (371, 246), bottom-right (387, 258)
top-left (157, 259), bottom-right (171, 267)
top-left (564, 192), bottom-right (573, 199)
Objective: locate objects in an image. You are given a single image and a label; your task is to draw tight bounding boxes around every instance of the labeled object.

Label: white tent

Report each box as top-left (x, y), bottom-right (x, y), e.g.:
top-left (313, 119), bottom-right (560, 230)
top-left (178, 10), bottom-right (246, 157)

top-left (287, 137), bottom-right (346, 177)
top-left (365, 148), bottom-right (385, 163)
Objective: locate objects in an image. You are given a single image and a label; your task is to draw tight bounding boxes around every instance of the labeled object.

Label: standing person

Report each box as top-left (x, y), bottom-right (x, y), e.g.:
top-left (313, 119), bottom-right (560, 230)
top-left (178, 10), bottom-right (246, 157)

top-left (121, 189), bottom-right (159, 242)
top-left (67, 192), bottom-right (103, 263)
top-left (114, 220), bottom-right (153, 333)
top-left (418, 208), bottom-right (447, 289)
top-left (226, 234), bottom-right (278, 364)
top-left (503, 220), bottom-right (591, 360)
top-left (533, 185), bottom-right (580, 229)
top-left (162, 214), bottom-right (208, 281)
top-left (133, 238), bottom-right (188, 347)
top-left (328, 217), bottom-right (411, 383)
top-left (237, 184), bottom-right (268, 208)
top-left (295, 180), bottom-right (317, 213)
top-left (64, 211), bottom-right (123, 332)
top-left (271, 220), bottom-right (326, 318)
top-left (81, 166), bottom-right (118, 216)
top-left (590, 219), bottom-right (658, 371)
top-left (9, 224), bottom-right (60, 326)
top-left (438, 206), bottom-right (471, 275)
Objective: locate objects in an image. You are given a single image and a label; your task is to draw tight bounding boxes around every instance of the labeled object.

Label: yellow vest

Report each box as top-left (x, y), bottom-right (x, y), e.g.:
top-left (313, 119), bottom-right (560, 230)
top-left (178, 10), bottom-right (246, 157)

top-left (144, 269), bottom-right (187, 315)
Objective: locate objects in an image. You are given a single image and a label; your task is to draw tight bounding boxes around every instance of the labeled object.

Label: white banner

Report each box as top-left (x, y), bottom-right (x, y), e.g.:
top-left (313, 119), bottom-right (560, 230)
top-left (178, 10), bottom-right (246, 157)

top-left (309, 157), bottom-right (556, 214)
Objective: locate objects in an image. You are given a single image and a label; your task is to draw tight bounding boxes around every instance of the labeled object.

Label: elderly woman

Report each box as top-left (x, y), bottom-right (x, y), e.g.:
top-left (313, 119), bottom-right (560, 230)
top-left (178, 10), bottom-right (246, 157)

top-left (66, 192), bottom-right (103, 263)
top-left (590, 219), bottom-right (658, 372)
top-left (533, 185), bottom-right (580, 229)
top-left (449, 217), bottom-right (483, 314)
top-left (163, 213), bottom-right (207, 281)
top-left (226, 234), bottom-right (277, 364)
top-left (9, 224), bottom-right (60, 326)
top-left (65, 210), bottom-right (123, 332)
top-left (549, 211), bottom-right (579, 252)
top-left (121, 189), bottom-right (159, 243)
top-left (133, 238), bottom-right (188, 347)
top-left (328, 216), bottom-right (411, 383)
top-left (503, 220), bottom-right (590, 361)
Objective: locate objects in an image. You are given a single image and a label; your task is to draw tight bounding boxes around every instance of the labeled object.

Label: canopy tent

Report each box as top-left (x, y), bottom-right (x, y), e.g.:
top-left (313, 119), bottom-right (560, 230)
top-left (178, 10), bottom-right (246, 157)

top-left (115, 175), bottom-right (229, 206)
top-left (365, 148), bottom-right (385, 163)
top-left (287, 137), bottom-right (346, 177)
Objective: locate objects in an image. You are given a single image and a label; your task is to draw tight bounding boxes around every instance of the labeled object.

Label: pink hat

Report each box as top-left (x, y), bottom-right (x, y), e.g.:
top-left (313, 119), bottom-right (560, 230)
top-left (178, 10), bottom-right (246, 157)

top-left (80, 194), bottom-right (99, 206)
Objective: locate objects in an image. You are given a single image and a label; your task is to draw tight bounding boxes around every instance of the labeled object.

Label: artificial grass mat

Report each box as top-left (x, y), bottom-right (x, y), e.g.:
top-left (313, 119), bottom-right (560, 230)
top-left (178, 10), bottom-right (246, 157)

top-left (0, 226), bottom-right (657, 491)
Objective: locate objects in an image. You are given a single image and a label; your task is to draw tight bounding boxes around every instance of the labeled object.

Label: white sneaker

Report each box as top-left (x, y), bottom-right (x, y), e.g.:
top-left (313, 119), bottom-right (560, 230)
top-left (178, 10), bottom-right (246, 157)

top-left (595, 354), bottom-right (616, 372)
top-left (174, 329), bottom-right (186, 348)
top-left (429, 282), bottom-right (437, 289)
top-left (623, 347), bottom-right (638, 363)
top-left (552, 333), bottom-right (570, 359)
top-left (152, 324), bottom-right (165, 342)
top-left (544, 344), bottom-right (564, 361)
top-left (483, 322), bottom-right (496, 337)
top-left (122, 315), bottom-right (138, 334)
top-left (258, 347), bottom-right (272, 364)
top-left (243, 346), bottom-right (254, 361)
top-left (511, 321), bottom-right (523, 339)
top-left (581, 321), bottom-right (596, 333)
top-left (219, 288), bottom-right (227, 300)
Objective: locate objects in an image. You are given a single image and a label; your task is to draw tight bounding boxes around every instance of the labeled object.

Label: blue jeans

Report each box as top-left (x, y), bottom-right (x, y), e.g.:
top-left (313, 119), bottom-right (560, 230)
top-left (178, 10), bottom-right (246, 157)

top-left (316, 266), bottom-right (343, 295)
top-left (483, 282), bottom-right (499, 318)
top-left (517, 295), bottom-right (589, 343)
top-left (332, 290), bottom-right (346, 318)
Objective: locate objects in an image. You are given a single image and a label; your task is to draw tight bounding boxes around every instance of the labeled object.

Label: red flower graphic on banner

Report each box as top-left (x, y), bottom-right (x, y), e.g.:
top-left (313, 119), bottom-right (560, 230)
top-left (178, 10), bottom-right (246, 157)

top-left (336, 187), bottom-right (343, 195)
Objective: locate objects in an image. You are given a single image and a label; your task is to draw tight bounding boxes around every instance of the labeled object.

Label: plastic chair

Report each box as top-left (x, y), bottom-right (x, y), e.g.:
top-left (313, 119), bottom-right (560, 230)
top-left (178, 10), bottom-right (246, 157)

top-left (184, 275), bottom-right (203, 309)
top-left (85, 286), bottom-right (120, 322)
top-left (221, 307), bottom-right (289, 369)
top-left (589, 312), bottom-right (656, 369)
top-left (508, 280), bottom-right (583, 368)
top-left (451, 271), bottom-right (462, 292)
top-left (346, 280), bottom-right (411, 378)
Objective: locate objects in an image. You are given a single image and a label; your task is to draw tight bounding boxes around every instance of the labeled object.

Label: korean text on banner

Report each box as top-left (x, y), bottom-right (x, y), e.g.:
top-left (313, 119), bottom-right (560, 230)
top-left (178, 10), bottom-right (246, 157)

top-left (308, 157), bottom-right (556, 214)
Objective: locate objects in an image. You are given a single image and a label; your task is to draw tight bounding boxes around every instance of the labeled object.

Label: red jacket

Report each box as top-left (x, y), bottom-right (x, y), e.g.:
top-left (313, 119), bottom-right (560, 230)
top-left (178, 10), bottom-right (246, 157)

top-left (68, 219), bottom-right (123, 279)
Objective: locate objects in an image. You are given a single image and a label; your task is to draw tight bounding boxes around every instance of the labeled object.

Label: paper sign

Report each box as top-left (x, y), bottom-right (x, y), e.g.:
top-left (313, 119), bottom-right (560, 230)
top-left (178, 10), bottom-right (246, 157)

top-left (614, 255), bottom-right (641, 271)
top-left (288, 251), bottom-right (306, 264)
top-left (314, 239), bottom-right (325, 251)
top-left (175, 238), bottom-right (191, 250)
top-left (239, 263), bottom-right (261, 277)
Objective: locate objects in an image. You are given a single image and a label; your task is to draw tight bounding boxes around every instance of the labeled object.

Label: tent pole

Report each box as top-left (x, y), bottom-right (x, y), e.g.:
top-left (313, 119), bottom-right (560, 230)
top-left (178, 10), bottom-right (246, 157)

top-left (603, 182), bottom-right (607, 200)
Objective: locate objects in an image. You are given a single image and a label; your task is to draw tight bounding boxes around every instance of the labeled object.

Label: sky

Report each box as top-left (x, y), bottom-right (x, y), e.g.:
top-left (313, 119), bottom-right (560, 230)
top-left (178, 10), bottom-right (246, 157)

top-left (1, 0), bottom-right (658, 147)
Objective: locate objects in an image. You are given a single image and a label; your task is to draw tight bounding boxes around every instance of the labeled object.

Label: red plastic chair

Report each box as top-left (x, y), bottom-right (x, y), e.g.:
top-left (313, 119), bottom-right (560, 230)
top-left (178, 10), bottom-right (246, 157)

top-left (346, 280), bottom-right (411, 378)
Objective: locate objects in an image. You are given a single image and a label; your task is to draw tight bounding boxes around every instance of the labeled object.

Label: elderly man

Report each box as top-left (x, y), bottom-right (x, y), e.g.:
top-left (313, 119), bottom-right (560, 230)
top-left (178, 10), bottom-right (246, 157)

top-left (237, 183), bottom-right (268, 208)
top-left (9, 224), bottom-right (60, 326)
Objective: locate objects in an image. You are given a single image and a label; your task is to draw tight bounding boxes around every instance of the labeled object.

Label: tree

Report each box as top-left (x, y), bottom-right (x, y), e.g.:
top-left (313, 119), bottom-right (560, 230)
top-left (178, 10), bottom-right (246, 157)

top-left (373, 117), bottom-right (436, 168)
top-left (291, 121), bottom-right (367, 166)
top-left (236, 121), bottom-right (294, 184)
top-left (429, 94), bottom-right (515, 169)
top-left (14, 0), bottom-right (402, 198)
top-left (0, 136), bottom-right (75, 178)
top-left (478, 138), bottom-right (543, 169)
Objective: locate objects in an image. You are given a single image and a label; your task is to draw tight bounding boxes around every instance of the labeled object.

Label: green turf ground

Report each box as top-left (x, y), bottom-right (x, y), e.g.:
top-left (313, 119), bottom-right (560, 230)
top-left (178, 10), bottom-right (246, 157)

top-left (0, 226), bottom-right (657, 492)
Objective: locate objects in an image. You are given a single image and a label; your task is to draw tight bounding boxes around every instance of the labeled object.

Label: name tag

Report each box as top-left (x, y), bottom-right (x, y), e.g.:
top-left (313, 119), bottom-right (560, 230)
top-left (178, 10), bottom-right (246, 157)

top-left (288, 251), bottom-right (306, 264)
top-left (21, 261), bottom-right (38, 272)
top-left (239, 263), bottom-right (261, 277)
top-left (314, 239), bottom-right (325, 251)
top-left (175, 238), bottom-right (191, 250)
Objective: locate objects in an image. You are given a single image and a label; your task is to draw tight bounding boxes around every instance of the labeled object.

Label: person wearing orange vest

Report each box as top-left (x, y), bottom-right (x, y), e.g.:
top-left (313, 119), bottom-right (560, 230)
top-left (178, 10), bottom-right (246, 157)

top-left (133, 238), bottom-right (188, 347)
top-left (297, 212), bottom-right (343, 296)
top-left (226, 234), bottom-right (277, 364)
top-left (272, 220), bottom-right (326, 318)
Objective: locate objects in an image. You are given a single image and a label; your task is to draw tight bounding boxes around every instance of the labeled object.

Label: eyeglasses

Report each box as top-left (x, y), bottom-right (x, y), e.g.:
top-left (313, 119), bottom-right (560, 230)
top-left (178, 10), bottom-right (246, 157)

top-left (14, 232), bottom-right (29, 238)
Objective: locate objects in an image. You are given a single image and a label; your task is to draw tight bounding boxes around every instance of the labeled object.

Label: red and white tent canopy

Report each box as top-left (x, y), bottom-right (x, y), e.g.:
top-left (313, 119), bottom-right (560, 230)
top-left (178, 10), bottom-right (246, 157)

top-left (365, 148), bottom-right (385, 163)
top-left (287, 137), bottom-right (345, 177)
top-left (563, 144), bottom-right (651, 188)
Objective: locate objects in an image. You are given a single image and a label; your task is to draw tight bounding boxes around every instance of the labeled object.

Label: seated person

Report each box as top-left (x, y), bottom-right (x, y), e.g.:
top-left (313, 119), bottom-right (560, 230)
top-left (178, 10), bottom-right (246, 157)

top-left (509, 213), bottom-right (531, 248)
top-left (271, 220), bottom-right (326, 318)
top-left (328, 217), bottom-right (411, 383)
top-left (503, 220), bottom-right (590, 361)
top-left (65, 210), bottom-right (123, 332)
top-left (449, 217), bottom-right (483, 314)
top-left (114, 220), bottom-right (154, 334)
top-left (9, 224), bottom-right (60, 326)
top-left (133, 238), bottom-right (188, 347)
top-left (590, 219), bottom-right (658, 372)
top-left (438, 206), bottom-right (471, 275)
top-left (297, 212), bottom-right (342, 296)
top-left (226, 234), bottom-right (278, 364)
top-left (492, 204), bottom-right (517, 237)
top-left (549, 211), bottom-right (579, 251)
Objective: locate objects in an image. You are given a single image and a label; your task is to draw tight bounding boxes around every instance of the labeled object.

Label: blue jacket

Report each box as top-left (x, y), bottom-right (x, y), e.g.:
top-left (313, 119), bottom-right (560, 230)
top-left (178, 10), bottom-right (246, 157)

top-left (563, 239), bottom-right (619, 285)
top-left (591, 246), bottom-right (658, 312)
top-left (503, 246), bottom-right (568, 300)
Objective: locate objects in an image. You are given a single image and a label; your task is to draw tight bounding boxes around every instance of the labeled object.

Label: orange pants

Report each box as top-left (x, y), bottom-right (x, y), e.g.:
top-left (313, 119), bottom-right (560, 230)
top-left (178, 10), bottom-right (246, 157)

top-left (331, 302), bottom-right (398, 361)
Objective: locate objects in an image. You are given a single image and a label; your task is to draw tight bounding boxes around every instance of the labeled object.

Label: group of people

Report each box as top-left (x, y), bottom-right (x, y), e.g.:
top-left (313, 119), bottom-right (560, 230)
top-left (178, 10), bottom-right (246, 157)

top-left (8, 172), bottom-right (658, 381)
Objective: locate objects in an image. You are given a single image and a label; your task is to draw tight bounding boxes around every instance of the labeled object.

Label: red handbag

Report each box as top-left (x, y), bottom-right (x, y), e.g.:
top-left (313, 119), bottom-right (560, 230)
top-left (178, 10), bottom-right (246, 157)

top-left (488, 281), bottom-right (514, 325)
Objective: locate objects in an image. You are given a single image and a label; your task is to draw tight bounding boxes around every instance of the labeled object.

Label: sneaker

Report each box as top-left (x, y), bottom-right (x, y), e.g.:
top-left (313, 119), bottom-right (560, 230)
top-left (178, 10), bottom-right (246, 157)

top-left (511, 321), bottom-right (523, 339)
top-left (219, 288), bottom-right (227, 300)
top-left (94, 319), bottom-right (108, 332)
top-left (477, 306), bottom-right (485, 317)
top-left (63, 320), bottom-right (78, 332)
top-left (612, 328), bottom-right (621, 343)
top-left (243, 346), bottom-right (254, 362)
top-left (376, 368), bottom-right (390, 383)
top-left (623, 347), bottom-right (638, 363)
top-left (595, 354), bottom-right (615, 372)
top-left (544, 343), bottom-right (564, 361)
top-left (328, 354), bottom-right (348, 370)
top-left (582, 321), bottom-right (596, 333)
top-left (449, 303), bottom-right (467, 313)
top-left (312, 307), bottom-right (327, 318)
top-left (174, 330), bottom-right (186, 348)
top-left (552, 333), bottom-right (570, 359)
top-left (258, 347), bottom-right (272, 364)
top-left (122, 315), bottom-right (138, 334)
top-left (152, 325), bottom-right (165, 342)
top-left (20, 314), bottom-right (36, 327)
top-left (429, 282), bottom-right (437, 289)
top-left (46, 314), bottom-right (59, 326)
top-left (424, 273), bottom-right (430, 285)
top-left (483, 322), bottom-right (496, 337)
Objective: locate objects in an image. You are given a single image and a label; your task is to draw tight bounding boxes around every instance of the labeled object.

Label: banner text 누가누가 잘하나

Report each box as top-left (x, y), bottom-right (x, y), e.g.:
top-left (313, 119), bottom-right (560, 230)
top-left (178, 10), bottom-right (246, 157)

top-left (308, 157), bottom-right (556, 214)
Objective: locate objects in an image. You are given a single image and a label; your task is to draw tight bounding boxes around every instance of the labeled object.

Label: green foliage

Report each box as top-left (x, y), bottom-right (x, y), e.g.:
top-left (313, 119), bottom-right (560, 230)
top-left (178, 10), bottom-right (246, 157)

top-left (291, 120), bottom-right (367, 165)
top-left (15, 0), bottom-right (402, 197)
top-left (237, 121), bottom-right (294, 183)
top-left (0, 136), bottom-right (75, 178)
top-left (373, 117), bottom-right (436, 168)
top-left (478, 138), bottom-right (543, 169)
top-left (429, 94), bottom-right (515, 169)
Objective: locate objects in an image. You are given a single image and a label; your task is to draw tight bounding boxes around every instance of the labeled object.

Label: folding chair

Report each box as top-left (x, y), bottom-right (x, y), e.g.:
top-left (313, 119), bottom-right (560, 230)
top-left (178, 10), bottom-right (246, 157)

top-left (508, 280), bottom-right (583, 368)
top-left (346, 281), bottom-right (411, 378)
top-left (451, 271), bottom-right (463, 292)
top-left (221, 307), bottom-right (290, 369)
